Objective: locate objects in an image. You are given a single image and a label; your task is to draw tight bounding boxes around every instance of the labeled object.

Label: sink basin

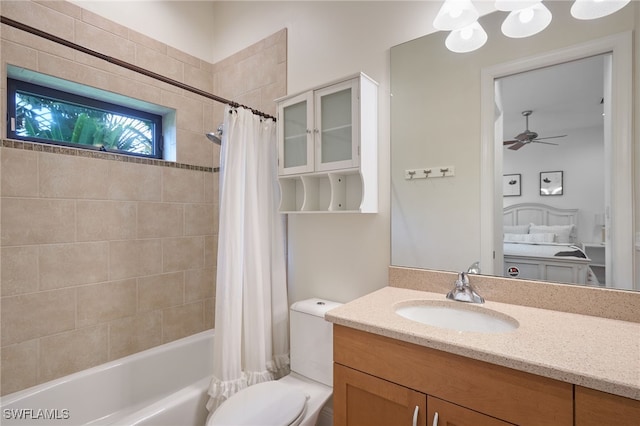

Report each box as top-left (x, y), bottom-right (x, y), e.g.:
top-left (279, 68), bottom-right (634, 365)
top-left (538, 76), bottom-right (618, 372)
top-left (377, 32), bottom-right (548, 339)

top-left (395, 301), bottom-right (519, 333)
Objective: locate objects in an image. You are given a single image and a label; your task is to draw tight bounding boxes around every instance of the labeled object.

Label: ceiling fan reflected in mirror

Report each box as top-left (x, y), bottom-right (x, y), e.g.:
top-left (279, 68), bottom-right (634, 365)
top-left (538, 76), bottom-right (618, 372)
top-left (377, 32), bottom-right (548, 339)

top-left (503, 110), bottom-right (567, 150)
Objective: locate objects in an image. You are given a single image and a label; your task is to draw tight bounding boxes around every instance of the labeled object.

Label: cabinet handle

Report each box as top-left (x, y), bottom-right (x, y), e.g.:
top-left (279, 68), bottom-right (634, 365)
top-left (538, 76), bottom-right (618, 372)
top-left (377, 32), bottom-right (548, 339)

top-left (306, 129), bottom-right (312, 134)
top-left (412, 406), bottom-right (419, 426)
top-left (432, 412), bottom-right (439, 426)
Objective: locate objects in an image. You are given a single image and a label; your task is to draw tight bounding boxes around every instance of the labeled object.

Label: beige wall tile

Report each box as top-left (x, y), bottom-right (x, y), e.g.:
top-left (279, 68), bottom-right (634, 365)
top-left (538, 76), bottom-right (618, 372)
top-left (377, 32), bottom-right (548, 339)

top-left (108, 161), bottom-right (162, 201)
top-left (176, 129), bottom-right (214, 169)
top-left (1, 198), bottom-right (75, 246)
top-left (162, 168), bottom-right (204, 203)
top-left (40, 242), bottom-right (109, 290)
top-left (39, 153), bottom-right (110, 199)
top-left (77, 279), bottom-right (137, 328)
top-left (39, 325), bottom-right (108, 383)
top-left (204, 235), bottom-right (218, 269)
top-left (137, 202), bottom-right (184, 238)
top-left (108, 310), bottom-right (162, 360)
top-left (76, 200), bottom-right (137, 242)
top-left (109, 239), bottom-right (163, 280)
top-left (2, 39), bottom-right (38, 73)
top-left (185, 268), bottom-right (215, 302)
top-left (162, 301), bottom-right (205, 343)
top-left (37, 52), bottom-right (111, 93)
top-left (79, 8), bottom-right (128, 38)
top-left (2, 25), bottom-right (74, 62)
top-left (138, 272), bottom-right (184, 312)
top-left (1, 340), bottom-right (38, 396)
top-left (1, 246), bottom-right (39, 296)
top-left (184, 62), bottom-right (214, 94)
top-left (1, 288), bottom-right (75, 346)
top-left (185, 203), bottom-right (215, 236)
top-left (204, 172), bottom-right (218, 204)
top-left (136, 45), bottom-right (183, 84)
top-left (1, 1), bottom-right (75, 43)
top-left (161, 91), bottom-right (203, 133)
top-left (75, 21), bottom-right (135, 64)
top-left (163, 237), bottom-right (204, 272)
top-left (0, 148), bottom-right (38, 197)
top-left (204, 298), bottom-right (215, 329)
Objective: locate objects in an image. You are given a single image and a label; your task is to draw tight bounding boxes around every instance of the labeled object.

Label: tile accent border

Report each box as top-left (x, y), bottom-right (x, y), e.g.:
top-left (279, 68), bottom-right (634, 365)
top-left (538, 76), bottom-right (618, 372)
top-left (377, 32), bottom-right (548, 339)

top-left (1, 139), bottom-right (218, 173)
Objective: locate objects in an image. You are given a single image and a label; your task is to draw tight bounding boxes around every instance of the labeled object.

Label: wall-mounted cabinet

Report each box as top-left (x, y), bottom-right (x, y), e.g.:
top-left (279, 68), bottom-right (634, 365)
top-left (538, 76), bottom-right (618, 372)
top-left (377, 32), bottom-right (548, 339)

top-left (276, 73), bottom-right (378, 213)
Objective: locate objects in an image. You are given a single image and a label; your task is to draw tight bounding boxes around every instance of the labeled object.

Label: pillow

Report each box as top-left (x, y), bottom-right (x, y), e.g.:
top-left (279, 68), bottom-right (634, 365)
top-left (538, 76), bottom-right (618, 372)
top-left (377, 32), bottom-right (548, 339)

top-left (529, 224), bottom-right (575, 243)
top-left (504, 224), bottom-right (530, 234)
top-left (504, 233), bottom-right (556, 243)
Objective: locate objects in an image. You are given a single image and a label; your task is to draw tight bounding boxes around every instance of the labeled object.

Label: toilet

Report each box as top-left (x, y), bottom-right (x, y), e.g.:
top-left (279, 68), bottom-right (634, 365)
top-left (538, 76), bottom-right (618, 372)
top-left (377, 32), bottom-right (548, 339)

top-left (208, 298), bottom-right (342, 426)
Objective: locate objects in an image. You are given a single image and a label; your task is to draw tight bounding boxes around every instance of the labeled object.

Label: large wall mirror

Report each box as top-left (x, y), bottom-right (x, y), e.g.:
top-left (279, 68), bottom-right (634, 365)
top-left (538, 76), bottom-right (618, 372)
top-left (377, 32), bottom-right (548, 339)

top-left (391, 1), bottom-right (638, 291)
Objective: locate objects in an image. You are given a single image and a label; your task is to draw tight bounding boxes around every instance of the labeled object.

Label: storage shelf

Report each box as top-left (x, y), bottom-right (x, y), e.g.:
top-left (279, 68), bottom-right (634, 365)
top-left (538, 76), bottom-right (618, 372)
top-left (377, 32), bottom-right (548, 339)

top-left (277, 72), bottom-right (378, 213)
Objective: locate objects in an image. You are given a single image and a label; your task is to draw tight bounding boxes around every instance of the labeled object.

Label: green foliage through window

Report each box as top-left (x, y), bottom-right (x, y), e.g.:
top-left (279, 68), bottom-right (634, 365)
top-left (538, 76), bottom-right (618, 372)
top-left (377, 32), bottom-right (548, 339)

top-left (8, 79), bottom-right (162, 158)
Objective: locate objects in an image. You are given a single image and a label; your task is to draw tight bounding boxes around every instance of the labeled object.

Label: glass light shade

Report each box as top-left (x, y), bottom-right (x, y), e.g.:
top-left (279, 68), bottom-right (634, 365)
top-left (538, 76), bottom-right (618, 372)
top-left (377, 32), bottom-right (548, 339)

top-left (501, 2), bottom-right (552, 38)
top-left (571, 0), bottom-right (630, 20)
top-left (433, 0), bottom-right (480, 31)
top-left (495, 0), bottom-right (541, 12)
top-left (445, 21), bottom-right (488, 53)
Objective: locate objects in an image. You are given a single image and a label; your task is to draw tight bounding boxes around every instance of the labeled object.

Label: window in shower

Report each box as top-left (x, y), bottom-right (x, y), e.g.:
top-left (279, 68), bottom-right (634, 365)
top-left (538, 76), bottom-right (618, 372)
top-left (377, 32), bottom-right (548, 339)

top-left (7, 78), bottom-right (163, 159)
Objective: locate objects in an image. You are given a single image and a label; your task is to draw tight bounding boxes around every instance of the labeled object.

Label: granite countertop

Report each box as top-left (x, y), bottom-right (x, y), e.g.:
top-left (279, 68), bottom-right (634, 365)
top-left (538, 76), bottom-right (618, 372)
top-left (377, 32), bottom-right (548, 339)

top-left (325, 286), bottom-right (640, 401)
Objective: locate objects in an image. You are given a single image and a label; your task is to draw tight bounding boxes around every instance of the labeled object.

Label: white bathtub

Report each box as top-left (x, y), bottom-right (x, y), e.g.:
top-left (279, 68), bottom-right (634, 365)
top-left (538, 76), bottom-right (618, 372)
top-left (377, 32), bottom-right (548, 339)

top-left (1, 330), bottom-right (214, 426)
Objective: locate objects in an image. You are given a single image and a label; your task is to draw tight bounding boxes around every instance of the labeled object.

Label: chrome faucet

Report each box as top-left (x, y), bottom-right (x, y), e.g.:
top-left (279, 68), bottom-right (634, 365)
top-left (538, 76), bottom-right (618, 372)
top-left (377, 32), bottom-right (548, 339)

top-left (446, 272), bottom-right (485, 304)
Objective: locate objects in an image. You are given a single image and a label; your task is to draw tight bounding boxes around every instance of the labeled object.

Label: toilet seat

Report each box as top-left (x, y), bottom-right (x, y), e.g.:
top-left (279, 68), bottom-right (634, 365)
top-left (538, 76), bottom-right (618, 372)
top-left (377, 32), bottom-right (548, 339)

top-left (209, 380), bottom-right (308, 426)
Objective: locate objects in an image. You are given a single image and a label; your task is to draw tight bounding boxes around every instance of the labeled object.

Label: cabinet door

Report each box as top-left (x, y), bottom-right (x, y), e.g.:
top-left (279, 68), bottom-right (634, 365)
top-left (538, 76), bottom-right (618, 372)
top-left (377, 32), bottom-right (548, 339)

top-left (314, 79), bottom-right (360, 172)
top-left (575, 386), bottom-right (640, 426)
top-left (427, 396), bottom-right (516, 426)
top-left (278, 91), bottom-right (314, 175)
top-left (334, 363), bottom-right (426, 426)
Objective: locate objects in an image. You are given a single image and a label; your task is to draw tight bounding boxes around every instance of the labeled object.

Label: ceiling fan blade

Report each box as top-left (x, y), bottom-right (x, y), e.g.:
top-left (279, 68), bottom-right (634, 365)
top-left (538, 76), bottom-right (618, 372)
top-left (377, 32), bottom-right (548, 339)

top-left (503, 140), bottom-right (519, 145)
top-left (508, 142), bottom-right (526, 150)
top-left (534, 134), bottom-right (567, 140)
top-left (532, 140), bottom-right (559, 146)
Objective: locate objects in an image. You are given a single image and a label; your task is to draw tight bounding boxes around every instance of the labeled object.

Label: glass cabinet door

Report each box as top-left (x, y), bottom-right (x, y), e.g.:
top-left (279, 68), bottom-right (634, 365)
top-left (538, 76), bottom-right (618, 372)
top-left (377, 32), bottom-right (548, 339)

top-left (314, 79), bottom-right (360, 171)
top-left (278, 92), bottom-right (314, 175)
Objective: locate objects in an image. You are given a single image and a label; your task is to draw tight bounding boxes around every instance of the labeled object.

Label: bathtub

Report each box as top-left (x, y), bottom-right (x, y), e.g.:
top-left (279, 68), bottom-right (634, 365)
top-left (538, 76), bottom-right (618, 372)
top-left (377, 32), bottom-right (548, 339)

top-left (1, 330), bottom-right (214, 426)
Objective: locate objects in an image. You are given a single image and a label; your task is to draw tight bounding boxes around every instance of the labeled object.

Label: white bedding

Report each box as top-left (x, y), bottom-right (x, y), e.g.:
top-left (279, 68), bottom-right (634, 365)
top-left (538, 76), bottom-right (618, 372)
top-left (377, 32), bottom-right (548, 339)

top-left (503, 242), bottom-right (589, 260)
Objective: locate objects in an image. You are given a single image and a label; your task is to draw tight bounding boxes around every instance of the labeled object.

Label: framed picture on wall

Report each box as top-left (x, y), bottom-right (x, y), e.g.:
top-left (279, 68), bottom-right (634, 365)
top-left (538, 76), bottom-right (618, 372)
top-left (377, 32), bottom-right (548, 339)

top-left (540, 171), bottom-right (563, 196)
top-left (503, 174), bottom-right (521, 197)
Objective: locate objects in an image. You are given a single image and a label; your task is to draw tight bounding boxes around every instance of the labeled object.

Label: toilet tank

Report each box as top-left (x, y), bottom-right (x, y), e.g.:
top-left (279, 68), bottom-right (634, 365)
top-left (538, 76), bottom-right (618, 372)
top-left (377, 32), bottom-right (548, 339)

top-left (289, 298), bottom-right (342, 387)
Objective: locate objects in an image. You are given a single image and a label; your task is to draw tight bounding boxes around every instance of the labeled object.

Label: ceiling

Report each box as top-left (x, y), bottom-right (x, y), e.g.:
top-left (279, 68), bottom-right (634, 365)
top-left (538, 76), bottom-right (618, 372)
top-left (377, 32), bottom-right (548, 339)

top-left (500, 54), bottom-right (606, 140)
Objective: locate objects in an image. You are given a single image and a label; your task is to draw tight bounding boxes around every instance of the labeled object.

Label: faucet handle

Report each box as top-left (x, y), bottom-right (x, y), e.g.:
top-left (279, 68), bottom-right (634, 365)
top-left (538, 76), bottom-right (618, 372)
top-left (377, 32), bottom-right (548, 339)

top-left (456, 272), bottom-right (469, 286)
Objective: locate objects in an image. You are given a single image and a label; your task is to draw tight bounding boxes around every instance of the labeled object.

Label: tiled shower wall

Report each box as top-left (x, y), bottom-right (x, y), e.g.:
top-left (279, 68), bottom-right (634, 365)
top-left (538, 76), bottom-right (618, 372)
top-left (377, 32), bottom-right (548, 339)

top-left (0, 0), bottom-right (286, 395)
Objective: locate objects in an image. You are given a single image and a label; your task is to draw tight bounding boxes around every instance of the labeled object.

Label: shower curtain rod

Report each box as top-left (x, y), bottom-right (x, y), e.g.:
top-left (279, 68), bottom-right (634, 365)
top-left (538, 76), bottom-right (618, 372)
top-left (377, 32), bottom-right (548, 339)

top-left (0, 16), bottom-right (276, 121)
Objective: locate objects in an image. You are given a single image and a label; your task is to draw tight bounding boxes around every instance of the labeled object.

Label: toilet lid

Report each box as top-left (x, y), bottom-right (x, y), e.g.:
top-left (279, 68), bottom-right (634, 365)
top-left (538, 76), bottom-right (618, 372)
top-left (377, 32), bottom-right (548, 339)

top-left (211, 381), bottom-right (308, 426)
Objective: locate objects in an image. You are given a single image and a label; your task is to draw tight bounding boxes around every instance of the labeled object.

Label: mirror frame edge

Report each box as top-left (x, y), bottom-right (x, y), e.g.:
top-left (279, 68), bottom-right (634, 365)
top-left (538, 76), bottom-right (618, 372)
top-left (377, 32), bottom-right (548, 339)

top-left (479, 31), bottom-right (636, 290)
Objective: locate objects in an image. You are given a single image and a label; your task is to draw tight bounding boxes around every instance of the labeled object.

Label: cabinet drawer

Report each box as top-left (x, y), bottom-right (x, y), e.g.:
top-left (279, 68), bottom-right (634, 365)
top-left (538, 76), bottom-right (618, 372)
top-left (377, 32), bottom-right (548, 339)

top-left (334, 325), bottom-right (573, 426)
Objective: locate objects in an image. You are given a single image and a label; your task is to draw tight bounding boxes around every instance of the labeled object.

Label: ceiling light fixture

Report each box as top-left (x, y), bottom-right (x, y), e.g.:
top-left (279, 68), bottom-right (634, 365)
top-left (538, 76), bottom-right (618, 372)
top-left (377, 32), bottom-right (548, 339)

top-left (433, 0), bottom-right (480, 31)
top-left (435, 0), bottom-right (631, 53)
top-left (570, 0), bottom-right (631, 20)
top-left (501, 2), bottom-right (552, 38)
top-left (445, 21), bottom-right (488, 53)
top-left (495, 0), bottom-right (541, 11)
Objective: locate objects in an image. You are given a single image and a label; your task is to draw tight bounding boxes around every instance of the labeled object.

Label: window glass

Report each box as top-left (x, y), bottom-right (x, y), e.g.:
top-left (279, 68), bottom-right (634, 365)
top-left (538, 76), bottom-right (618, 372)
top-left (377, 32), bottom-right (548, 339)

top-left (7, 79), bottom-right (163, 158)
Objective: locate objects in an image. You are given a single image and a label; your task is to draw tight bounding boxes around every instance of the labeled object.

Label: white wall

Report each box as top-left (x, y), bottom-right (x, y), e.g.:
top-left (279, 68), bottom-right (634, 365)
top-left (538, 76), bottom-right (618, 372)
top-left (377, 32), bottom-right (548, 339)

top-left (71, 1), bottom-right (216, 62)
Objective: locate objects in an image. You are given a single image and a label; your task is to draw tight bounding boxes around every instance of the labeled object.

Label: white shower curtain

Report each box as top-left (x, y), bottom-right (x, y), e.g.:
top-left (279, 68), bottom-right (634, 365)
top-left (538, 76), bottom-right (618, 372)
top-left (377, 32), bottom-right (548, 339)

top-left (206, 106), bottom-right (289, 413)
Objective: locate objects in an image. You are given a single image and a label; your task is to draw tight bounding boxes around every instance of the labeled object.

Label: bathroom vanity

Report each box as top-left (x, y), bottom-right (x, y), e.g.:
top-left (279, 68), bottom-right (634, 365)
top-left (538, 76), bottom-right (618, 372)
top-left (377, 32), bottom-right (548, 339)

top-left (326, 285), bottom-right (640, 426)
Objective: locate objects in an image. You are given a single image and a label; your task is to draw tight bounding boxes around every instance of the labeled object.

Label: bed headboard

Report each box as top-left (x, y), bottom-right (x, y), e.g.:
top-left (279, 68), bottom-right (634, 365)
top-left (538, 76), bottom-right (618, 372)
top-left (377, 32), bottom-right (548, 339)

top-left (503, 203), bottom-right (579, 241)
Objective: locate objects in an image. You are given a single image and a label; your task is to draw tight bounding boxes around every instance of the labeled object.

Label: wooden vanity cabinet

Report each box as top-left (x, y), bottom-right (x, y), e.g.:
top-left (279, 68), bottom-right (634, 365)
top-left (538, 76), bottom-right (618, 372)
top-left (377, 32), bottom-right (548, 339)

top-left (575, 386), bottom-right (640, 425)
top-left (333, 325), bottom-right (573, 426)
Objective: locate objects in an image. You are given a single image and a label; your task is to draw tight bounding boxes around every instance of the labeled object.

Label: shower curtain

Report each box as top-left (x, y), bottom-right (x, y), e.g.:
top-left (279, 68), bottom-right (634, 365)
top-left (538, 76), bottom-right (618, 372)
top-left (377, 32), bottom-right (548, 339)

top-left (206, 106), bottom-right (289, 413)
